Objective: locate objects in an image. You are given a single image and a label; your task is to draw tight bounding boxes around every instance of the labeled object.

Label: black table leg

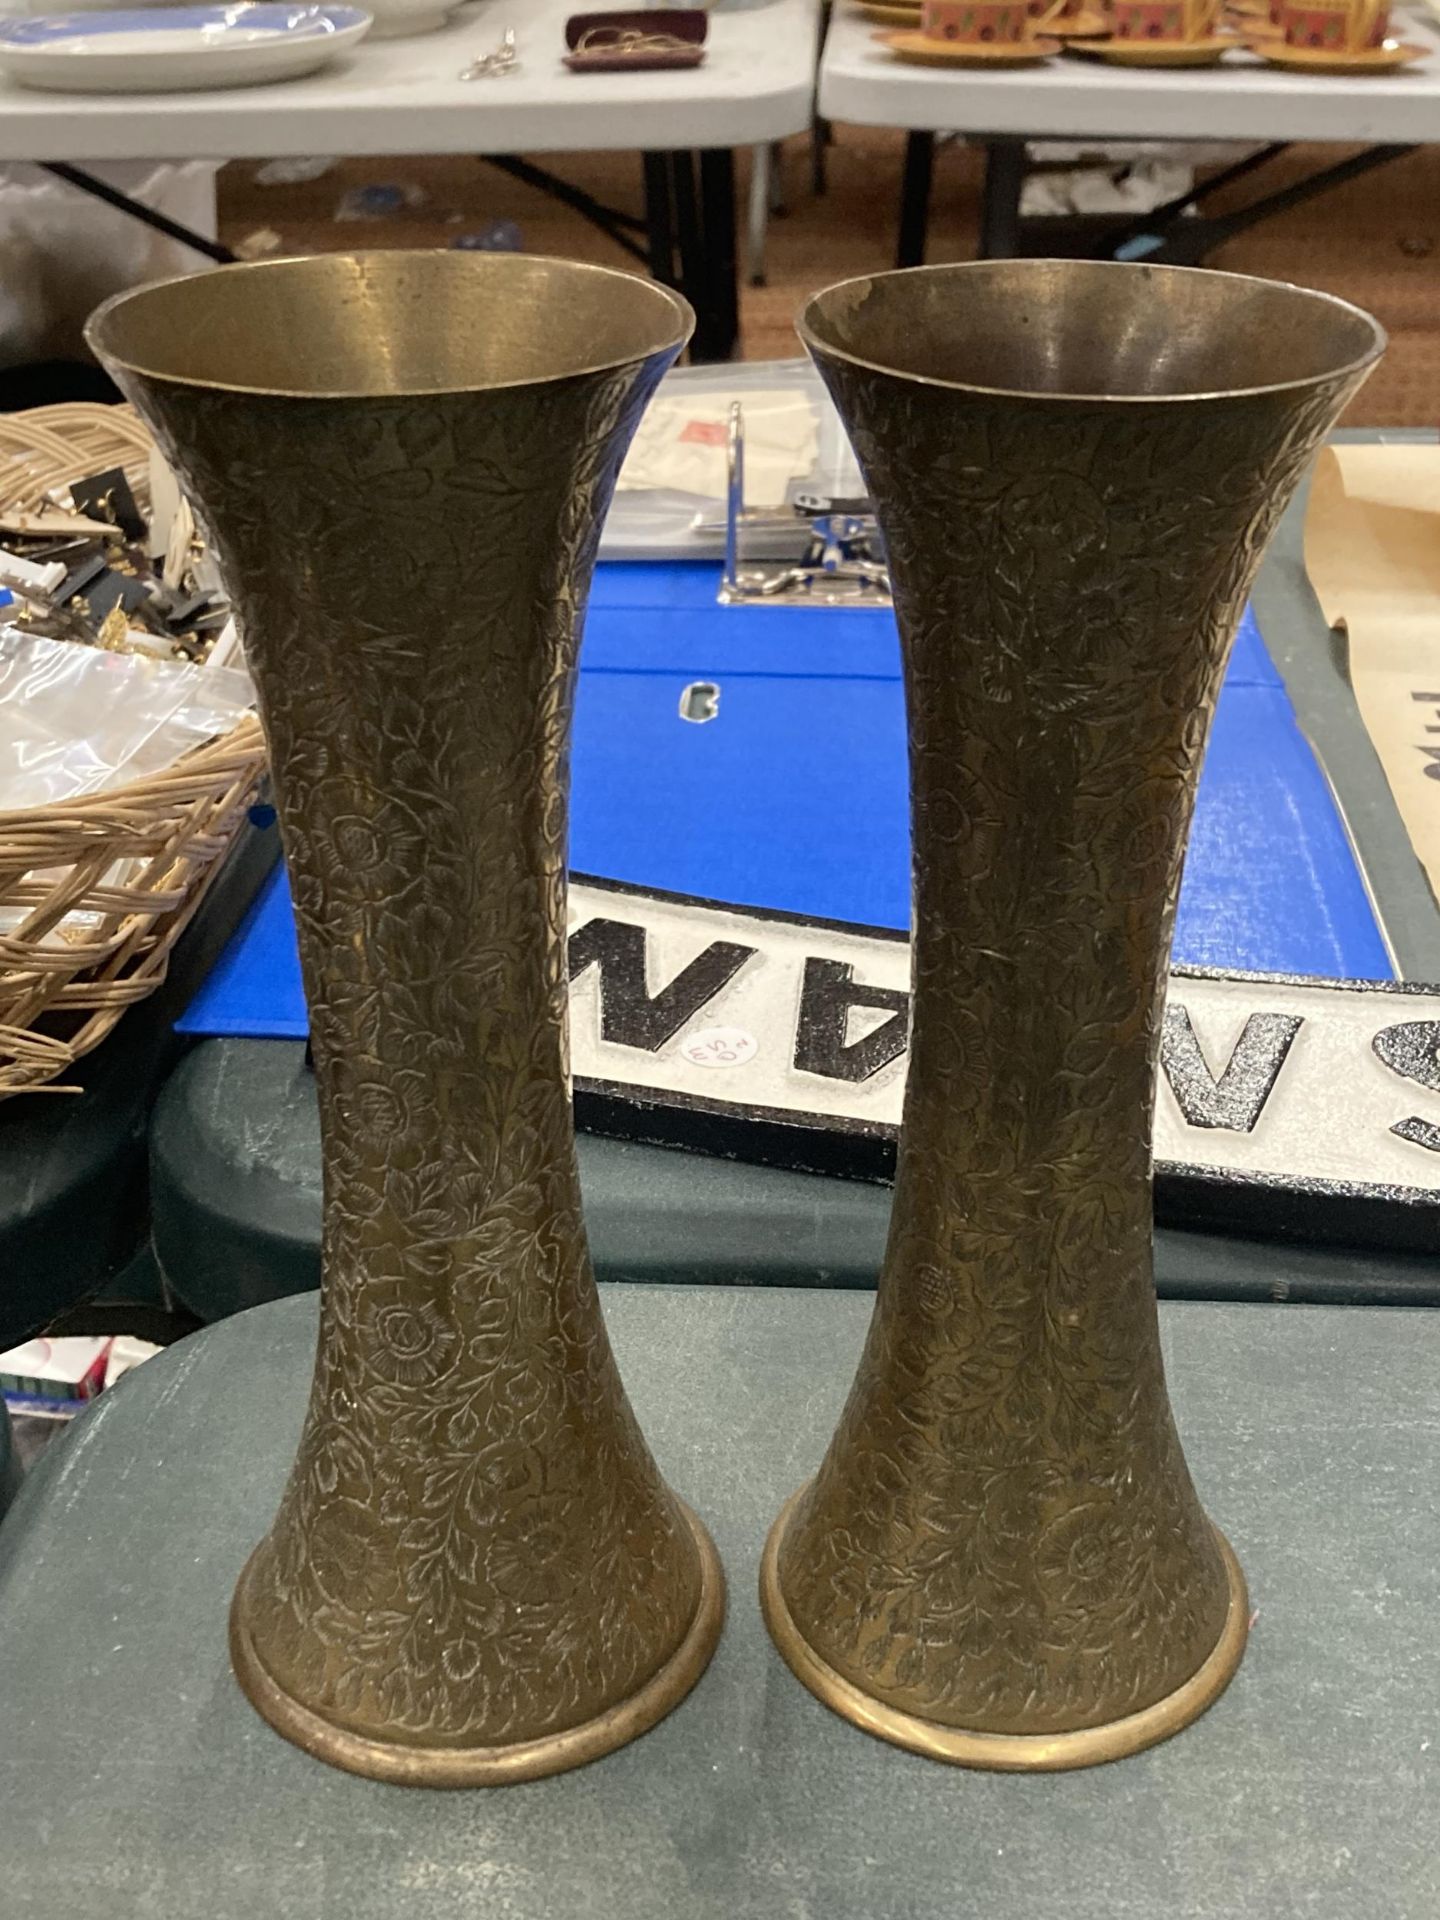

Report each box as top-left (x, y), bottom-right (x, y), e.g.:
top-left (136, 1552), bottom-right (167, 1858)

top-left (698, 148), bottom-right (739, 362)
top-left (1124, 142), bottom-right (1417, 266)
top-left (645, 150), bottom-right (740, 363)
top-left (896, 131), bottom-right (934, 268)
top-left (978, 137), bottom-right (1026, 258)
top-left (813, 0), bottom-right (835, 197)
top-left (39, 162), bottom-right (235, 265)
top-left (481, 154), bottom-right (648, 264)
top-left (668, 150), bottom-right (707, 339)
top-left (641, 150), bottom-right (677, 286)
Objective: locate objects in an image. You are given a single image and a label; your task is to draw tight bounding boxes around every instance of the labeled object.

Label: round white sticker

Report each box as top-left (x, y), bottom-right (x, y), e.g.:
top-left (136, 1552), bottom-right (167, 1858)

top-left (678, 1027), bottom-right (758, 1070)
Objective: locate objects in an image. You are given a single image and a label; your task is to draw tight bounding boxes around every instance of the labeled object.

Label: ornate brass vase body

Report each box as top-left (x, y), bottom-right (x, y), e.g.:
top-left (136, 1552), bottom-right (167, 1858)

top-left (762, 261), bottom-right (1382, 1770)
top-left (88, 252), bottom-right (724, 1786)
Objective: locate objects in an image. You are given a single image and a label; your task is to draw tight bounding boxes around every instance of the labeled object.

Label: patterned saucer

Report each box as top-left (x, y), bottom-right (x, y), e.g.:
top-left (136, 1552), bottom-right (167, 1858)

top-left (1244, 34), bottom-right (1428, 70)
top-left (1072, 30), bottom-right (1239, 60)
top-left (0, 4), bottom-right (370, 92)
top-left (879, 26), bottom-right (1062, 61)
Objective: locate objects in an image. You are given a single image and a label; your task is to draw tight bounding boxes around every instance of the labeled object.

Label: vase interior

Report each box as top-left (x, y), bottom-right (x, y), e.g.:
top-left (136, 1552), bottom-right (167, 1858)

top-left (86, 250), bottom-right (691, 399)
top-left (800, 260), bottom-right (1382, 402)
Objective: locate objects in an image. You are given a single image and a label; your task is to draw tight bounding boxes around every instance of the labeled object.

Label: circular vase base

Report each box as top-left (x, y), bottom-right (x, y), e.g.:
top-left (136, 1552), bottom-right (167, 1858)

top-left (760, 1484), bottom-right (1249, 1771)
top-left (230, 1499), bottom-right (725, 1786)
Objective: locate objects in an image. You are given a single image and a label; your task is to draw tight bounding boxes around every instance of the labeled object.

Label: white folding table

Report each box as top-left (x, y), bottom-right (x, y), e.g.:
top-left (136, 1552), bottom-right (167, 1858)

top-left (0, 0), bottom-right (822, 358)
top-left (819, 4), bottom-right (1440, 265)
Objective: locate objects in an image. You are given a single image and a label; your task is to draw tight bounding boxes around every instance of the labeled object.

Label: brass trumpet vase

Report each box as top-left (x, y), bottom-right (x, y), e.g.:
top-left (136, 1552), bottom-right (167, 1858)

top-left (88, 252), bottom-right (724, 1786)
top-left (761, 262), bottom-right (1383, 1770)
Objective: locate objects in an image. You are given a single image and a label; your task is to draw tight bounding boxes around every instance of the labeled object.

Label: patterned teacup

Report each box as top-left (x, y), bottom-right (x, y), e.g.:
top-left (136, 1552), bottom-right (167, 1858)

top-left (1111, 0), bottom-right (1221, 37)
top-left (922, 0), bottom-right (1038, 42)
top-left (1278, 0), bottom-right (1387, 49)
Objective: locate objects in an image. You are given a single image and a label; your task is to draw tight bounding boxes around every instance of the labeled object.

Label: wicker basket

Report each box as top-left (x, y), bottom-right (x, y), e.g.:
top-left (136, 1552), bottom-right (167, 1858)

top-left (0, 404), bottom-right (267, 1099)
top-left (0, 402), bottom-right (155, 521)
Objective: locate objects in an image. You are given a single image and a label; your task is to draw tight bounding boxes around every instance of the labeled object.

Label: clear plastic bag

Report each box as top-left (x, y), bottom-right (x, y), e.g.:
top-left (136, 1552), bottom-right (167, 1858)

top-left (0, 628), bottom-right (253, 811)
top-left (600, 358), bottom-right (863, 561)
top-left (0, 630), bottom-right (254, 940)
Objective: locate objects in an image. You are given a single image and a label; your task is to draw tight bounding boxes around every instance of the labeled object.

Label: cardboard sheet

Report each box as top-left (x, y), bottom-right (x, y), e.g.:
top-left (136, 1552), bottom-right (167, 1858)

top-left (1306, 444), bottom-right (1440, 906)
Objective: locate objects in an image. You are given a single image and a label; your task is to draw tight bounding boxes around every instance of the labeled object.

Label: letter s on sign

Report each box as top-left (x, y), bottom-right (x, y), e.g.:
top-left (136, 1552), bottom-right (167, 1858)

top-left (1372, 1020), bottom-right (1440, 1154)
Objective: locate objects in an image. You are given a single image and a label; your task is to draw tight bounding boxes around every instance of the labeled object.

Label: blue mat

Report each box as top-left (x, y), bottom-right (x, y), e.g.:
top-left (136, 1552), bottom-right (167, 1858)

top-left (180, 564), bottom-right (1390, 1039)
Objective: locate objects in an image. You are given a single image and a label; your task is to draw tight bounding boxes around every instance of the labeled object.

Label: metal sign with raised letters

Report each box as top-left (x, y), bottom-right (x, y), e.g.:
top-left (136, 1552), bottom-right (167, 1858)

top-left (568, 875), bottom-right (1440, 1252)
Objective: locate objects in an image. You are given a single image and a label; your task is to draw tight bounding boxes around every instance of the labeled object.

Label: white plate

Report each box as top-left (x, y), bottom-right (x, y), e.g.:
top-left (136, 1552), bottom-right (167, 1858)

top-left (0, 4), bottom-right (372, 91)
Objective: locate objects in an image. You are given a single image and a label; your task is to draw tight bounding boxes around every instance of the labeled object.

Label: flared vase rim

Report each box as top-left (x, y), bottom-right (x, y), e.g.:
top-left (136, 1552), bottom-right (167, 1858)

top-left (796, 259), bottom-right (1386, 406)
top-left (85, 249), bottom-right (695, 401)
